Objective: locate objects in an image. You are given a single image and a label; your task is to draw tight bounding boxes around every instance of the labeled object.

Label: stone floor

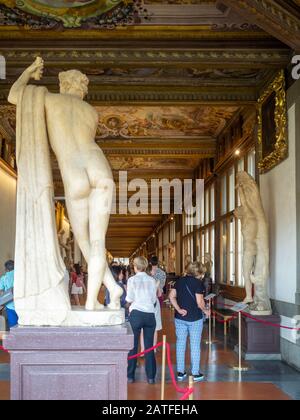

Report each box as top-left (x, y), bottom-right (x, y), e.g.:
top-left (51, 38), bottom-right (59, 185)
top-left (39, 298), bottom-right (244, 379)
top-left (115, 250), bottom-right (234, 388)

top-left (1, 305), bottom-right (300, 400)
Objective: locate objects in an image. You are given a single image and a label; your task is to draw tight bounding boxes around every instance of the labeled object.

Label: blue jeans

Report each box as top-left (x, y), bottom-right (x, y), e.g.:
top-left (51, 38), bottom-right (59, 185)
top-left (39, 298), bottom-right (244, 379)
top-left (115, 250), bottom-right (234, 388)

top-left (6, 308), bottom-right (18, 328)
top-left (175, 318), bottom-right (204, 376)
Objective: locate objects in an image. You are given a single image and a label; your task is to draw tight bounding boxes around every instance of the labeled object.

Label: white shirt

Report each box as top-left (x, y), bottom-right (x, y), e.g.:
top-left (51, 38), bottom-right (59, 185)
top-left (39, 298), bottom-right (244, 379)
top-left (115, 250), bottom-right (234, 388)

top-left (126, 272), bottom-right (157, 313)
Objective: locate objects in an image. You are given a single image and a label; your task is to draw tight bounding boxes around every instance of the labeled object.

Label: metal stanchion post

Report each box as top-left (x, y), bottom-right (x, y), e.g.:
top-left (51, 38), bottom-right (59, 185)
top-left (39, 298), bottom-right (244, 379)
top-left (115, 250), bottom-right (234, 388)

top-left (189, 376), bottom-right (194, 401)
top-left (231, 311), bottom-right (249, 371)
top-left (205, 298), bottom-right (218, 345)
top-left (161, 335), bottom-right (167, 400)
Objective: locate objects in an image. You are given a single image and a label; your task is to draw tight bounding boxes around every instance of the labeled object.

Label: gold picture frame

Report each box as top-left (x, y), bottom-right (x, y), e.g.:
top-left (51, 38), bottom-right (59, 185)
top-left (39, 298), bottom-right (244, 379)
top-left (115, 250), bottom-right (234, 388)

top-left (257, 70), bottom-right (288, 174)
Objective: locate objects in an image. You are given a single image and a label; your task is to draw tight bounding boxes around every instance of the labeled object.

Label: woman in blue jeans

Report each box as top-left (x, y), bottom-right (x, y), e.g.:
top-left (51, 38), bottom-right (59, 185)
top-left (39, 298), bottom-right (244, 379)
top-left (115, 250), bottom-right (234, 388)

top-left (169, 262), bottom-right (210, 382)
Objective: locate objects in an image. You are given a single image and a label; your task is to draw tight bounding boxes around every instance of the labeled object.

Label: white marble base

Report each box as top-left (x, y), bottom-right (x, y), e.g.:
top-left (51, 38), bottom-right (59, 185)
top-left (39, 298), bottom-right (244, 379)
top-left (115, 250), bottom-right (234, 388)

top-left (17, 307), bottom-right (125, 327)
top-left (249, 310), bottom-right (272, 316)
top-left (64, 306), bottom-right (125, 327)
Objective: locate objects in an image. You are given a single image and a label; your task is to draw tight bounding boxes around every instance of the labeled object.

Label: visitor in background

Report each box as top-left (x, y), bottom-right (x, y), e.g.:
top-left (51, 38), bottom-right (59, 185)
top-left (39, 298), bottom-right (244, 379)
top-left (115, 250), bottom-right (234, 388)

top-left (111, 260), bottom-right (119, 267)
top-left (71, 263), bottom-right (86, 306)
top-left (105, 265), bottom-right (127, 313)
top-left (169, 262), bottom-right (210, 383)
top-left (121, 266), bottom-right (128, 290)
top-left (127, 264), bottom-right (135, 280)
top-left (0, 260), bottom-right (18, 328)
top-left (140, 263), bottom-right (163, 354)
top-left (149, 256), bottom-right (166, 306)
top-left (126, 256), bottom-right (157, 384)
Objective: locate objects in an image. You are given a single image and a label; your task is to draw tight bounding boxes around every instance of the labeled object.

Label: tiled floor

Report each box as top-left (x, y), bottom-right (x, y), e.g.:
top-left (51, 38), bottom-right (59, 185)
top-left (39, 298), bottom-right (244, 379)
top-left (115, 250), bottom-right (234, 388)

top-left (0, 305), bottom-right (300, 400)
top-left (128, 306), bottom-right (300, 400)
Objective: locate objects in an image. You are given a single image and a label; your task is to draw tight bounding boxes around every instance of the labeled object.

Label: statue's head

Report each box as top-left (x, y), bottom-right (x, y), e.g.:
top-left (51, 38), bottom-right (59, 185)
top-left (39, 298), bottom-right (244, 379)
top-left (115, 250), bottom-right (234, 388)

top-left (59, 70), bottom-right (89, 99)
top-left (236, 171), bottom-right (260, 203)
top-left (236, 171), bottom-right (257, 190)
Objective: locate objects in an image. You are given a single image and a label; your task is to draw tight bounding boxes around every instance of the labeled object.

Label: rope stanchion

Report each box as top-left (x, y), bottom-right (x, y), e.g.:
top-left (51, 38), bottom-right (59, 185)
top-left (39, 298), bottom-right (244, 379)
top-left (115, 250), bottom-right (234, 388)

top-left (161, 335), bottom-right (167, 401)
top-left (188, 376), bottom-right (194, 401)
top-left (128, 340), bottom-right (194, 401)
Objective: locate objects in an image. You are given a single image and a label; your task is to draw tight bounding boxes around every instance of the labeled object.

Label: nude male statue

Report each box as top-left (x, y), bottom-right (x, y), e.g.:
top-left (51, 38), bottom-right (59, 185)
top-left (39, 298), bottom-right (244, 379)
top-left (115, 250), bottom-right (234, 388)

top-left (234, 182), bottom-right (257, 304)
top-left (8, 57), bottom-right (123, 312)
top-left (235, 171), bottom-right (271, 313)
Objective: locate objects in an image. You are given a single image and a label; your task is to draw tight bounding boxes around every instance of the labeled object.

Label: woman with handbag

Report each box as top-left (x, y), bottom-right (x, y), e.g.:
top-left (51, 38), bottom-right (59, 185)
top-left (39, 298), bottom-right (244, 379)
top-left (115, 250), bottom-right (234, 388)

top-left (169, 261), bottom-right (210, 383)
top-left (71, 263), bottom-right (86, 306)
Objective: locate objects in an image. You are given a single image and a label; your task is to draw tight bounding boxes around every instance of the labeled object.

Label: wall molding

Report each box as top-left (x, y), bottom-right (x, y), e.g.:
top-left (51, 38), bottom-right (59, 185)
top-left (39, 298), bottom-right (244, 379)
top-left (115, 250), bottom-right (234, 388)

top-left (0, 157), bottom-right (17, 179)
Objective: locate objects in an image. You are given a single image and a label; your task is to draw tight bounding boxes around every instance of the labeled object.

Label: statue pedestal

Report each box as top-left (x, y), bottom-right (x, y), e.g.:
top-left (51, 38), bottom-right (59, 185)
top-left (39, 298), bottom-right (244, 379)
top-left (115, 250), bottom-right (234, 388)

top-left (4, 323), bottom-right (133, 400)
top-left (234, 314), bottom-right (281, 360)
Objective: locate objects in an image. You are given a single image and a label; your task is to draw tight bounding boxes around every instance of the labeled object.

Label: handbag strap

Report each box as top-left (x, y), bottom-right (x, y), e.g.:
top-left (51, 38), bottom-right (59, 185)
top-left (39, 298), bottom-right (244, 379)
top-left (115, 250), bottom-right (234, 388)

top-left (185, 283), bottom-right (197, 303)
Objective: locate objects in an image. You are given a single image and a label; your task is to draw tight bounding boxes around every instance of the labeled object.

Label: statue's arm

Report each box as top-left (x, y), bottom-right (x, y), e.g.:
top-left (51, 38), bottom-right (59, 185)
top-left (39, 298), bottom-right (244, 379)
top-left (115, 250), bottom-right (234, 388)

top-left (8, 57), bottom-right (44, 105)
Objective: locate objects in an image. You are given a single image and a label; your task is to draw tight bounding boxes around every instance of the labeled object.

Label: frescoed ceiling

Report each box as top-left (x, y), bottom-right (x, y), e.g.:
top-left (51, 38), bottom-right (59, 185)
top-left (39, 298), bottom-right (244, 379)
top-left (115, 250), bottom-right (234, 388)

top-left (0, 0), bottom-right (299, 256)
top-left (96, 105), bottom-right (238, 139)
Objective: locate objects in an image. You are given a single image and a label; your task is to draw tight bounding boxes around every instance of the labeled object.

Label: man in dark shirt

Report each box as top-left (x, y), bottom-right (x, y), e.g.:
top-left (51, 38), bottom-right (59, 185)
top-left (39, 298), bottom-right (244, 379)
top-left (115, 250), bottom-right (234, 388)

top-left (169, 263), bottom-right (210, 382)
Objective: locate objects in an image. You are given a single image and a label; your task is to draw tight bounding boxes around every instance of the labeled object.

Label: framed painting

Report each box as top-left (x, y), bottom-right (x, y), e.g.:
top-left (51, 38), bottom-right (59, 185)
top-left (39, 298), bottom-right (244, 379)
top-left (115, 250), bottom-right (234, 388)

top-left (257, 70), bottom-right (288, 174)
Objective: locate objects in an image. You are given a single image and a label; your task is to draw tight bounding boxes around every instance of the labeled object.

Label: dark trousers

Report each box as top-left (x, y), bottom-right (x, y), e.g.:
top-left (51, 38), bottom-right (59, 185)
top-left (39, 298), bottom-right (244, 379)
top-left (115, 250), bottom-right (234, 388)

top-left (128, 310), bottom-right (156, 380)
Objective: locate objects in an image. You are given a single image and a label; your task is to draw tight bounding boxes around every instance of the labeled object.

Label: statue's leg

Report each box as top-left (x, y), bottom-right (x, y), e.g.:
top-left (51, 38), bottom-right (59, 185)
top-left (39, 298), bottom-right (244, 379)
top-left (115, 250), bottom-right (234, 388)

top-left (242, 250), bottom-right (255, 304)
top-left (85, 187), bottom-right (111, 311)
top-left (103, 263), bottom-right (123, 310)
top-left (65, 196), bottom-right (90, 262)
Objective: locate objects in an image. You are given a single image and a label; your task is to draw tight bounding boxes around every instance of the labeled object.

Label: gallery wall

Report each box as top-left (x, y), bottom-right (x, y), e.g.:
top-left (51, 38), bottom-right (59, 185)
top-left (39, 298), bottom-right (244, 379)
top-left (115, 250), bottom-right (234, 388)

top-left (0, 165), bottom-right (16, 275)
top-left (260, 78), bottom-right (300, 369)
top-left (260, 103), bottom-right (297, 304)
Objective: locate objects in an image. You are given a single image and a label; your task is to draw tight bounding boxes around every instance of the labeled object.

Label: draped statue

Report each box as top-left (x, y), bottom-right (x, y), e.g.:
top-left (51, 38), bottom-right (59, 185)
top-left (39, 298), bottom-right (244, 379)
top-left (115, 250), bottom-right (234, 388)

top-left (8, 57), bottom-right (123, 326)
top-left (234, 171), bottom-right (272, 315)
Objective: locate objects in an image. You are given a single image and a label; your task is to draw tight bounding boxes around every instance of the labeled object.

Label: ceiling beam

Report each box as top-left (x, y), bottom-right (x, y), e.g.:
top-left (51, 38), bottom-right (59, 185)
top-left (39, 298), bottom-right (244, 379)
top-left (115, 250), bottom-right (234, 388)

top-left (218, 0), bottom-right (300, 50)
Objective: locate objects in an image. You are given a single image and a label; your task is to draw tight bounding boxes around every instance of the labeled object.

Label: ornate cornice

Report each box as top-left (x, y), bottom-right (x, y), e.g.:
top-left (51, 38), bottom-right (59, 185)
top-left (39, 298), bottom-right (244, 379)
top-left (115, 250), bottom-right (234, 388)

top-left (0, 87), bottom-right (257, 104)
top-left (0, 48), bottom-right (291, 65)
top-left (101, 148), bottom-right (215, 156)
top-left (219, 0), bottom-right (300, 49)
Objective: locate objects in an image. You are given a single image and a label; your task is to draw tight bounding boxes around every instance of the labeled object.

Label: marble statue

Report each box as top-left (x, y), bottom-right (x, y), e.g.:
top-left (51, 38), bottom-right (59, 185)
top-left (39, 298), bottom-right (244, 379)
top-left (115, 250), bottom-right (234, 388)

top-left (234, 171), bottom-right (271, 315)
top-left (64, 236), bottom-right (74, 268)
top-left (58, 228), bottom-right (67, 259)
top-left (8, 57), bottom-right (123, 326)
top-left (204, 253), bottom-right (213, 277)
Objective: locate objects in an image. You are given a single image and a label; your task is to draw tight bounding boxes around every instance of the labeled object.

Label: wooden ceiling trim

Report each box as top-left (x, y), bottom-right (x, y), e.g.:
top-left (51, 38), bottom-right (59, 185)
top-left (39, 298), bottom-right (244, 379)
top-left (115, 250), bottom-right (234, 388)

top-left (218, 0), bottom-right (300, 50)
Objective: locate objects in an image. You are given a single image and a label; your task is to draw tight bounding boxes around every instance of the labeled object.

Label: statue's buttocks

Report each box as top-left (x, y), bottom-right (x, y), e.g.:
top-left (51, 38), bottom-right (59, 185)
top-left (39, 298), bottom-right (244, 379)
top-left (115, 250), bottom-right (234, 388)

top-left (45, 92), bottom-right (112, 199)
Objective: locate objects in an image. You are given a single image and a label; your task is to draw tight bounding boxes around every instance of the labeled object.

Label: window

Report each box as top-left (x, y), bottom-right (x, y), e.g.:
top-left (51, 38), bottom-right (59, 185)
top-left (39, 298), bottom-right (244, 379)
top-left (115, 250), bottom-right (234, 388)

top-left (221, 219), bottom-right (227, 284)
top-left (228, 167), bottom-right (235, 212)
top-left (182, 211), bottom-right (194, 264)
top-left (221, 175), bottom-right (227, 215)
top-left (247, 149), bottom-right (256, 178)
top-left (194, 182), bottom-right (216, 282)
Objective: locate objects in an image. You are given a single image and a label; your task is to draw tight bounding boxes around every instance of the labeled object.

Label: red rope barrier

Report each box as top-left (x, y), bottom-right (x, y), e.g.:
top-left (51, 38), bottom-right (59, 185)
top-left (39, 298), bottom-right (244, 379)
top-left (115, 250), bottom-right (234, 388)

top-left (128, 342), bottom-right (162, 360)
top-left (165, 342), bottom-right (193, 401)
top-left (215, 299), bottom-right (300, 331)
top-left (128, 341), bottom-right (194, 400)
top-left (242, 311), bottom-right (300, 331)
